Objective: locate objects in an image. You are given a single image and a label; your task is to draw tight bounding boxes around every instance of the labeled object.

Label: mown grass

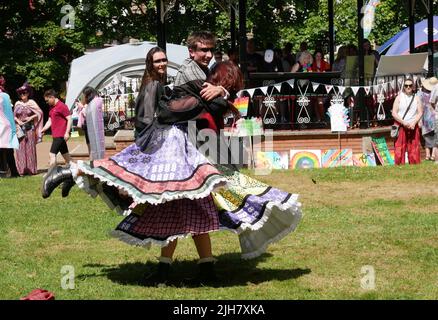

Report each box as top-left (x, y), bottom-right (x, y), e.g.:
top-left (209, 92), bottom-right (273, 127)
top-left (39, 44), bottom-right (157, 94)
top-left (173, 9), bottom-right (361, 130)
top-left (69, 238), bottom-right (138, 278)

top-left (1, 162), bottom-right (438, 300)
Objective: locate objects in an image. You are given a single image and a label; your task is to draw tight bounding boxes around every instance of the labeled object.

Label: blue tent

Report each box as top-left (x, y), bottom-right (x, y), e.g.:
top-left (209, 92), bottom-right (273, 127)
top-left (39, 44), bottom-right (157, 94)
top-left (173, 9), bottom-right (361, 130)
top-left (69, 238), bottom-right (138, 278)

top-left (378, 16), bottom-right (438, 56)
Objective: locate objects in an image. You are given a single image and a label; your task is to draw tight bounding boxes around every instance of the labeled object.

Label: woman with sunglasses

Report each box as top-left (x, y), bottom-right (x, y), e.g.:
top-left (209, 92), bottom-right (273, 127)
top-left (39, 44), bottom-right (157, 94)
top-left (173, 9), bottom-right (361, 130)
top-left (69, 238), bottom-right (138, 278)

top-left (391, 79), bottom-right (423, 165)
top-left (134, 47), bottom-right (168, 137)
top-left (13, 83), bottom-right (43, 176)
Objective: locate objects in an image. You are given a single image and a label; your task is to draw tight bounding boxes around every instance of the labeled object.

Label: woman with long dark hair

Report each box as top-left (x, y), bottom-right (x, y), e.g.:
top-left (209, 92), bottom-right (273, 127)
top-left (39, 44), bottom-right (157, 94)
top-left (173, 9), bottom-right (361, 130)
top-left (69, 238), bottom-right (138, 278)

top-left (41, 61), bottom-right (302, 287)
top-left (134, 46), bottom-right (168, 136)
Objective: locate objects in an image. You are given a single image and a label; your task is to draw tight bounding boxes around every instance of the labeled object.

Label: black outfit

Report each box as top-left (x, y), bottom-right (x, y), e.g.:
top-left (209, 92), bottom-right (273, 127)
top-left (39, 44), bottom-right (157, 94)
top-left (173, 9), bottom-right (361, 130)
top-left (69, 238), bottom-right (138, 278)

top-left (134, 81), bottom-right (165, 137)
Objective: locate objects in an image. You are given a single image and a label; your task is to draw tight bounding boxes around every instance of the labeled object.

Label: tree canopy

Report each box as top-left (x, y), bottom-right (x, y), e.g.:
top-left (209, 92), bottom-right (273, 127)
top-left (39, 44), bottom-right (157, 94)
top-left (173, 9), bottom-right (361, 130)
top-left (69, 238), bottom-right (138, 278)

top-left (1, 0), bottom-right (436, 96)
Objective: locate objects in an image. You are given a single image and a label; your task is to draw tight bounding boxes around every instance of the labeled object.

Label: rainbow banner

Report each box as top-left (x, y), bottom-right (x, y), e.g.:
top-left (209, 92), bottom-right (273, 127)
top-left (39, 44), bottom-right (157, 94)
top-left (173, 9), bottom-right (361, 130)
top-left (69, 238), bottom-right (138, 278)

top-left (233, 97), bottom-right (249, 117)
top-left (256, 151), bottom-right (289, 170)
top-left (321, 149), bottom-right (353, 168)
top-left (289, 150), bottom-right (321, 169)
top-left (352, 153), bottom-right (377, 167)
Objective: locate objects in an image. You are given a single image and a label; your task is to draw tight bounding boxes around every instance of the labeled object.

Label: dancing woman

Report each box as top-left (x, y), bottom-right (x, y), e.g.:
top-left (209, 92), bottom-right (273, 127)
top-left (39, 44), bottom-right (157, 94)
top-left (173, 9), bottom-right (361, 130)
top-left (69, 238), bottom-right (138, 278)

top-left (42, 61), bottom-right (302, 286)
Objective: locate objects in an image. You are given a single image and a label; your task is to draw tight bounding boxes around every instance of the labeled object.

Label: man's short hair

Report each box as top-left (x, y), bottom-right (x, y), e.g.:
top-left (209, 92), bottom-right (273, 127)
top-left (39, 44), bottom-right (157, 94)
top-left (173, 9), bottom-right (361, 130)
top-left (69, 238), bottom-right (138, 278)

top-left (186, 31), bottom-right (216, 50)
top-left (44, 89), bottom-right (58, 98)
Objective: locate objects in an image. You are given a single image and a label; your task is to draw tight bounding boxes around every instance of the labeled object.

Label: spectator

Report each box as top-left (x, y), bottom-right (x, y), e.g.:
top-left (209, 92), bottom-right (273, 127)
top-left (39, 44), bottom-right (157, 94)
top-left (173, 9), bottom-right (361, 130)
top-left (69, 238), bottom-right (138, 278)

top-left (312, 49), bottom-right (331, 72)
top-left (0, 75), bottom-right (19, 177)
top-left (419, 77), bottom-right (436, 161)
top-left (428, 77), bottom-right (438, 164)
top-left (227, 48), bottom-right (239, 66)
top-left (262, 43), bottom-right (283, 72)
top-left (13, 83), bottom-right (43, 176)
top-left (295, 41), bottom-right (308, 62)
top-left (246, 38), bottom-right (264, 74)
top-left (392, 78), bottom-right (423, 165)
top-left (363, 39), bottom-right (380, 72)
top-left (210, 51), bottom-right (223, 70)
top-left (41, 89), bottom-right (72, 169)
top-left (79, 87), bottom-right (105, 160)
top-left (332, 45), bottom-right (347, 75)
top-left (291, 50), bottom-right (313, 72)
top-left (281, 42), bottom-right (295, 72)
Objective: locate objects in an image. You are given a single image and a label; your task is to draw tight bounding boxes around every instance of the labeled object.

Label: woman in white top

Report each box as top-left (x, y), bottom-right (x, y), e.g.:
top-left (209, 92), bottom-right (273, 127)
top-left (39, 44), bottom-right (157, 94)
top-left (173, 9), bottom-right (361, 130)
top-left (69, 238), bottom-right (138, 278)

top-left (391, 78), bottom-right (423, 165)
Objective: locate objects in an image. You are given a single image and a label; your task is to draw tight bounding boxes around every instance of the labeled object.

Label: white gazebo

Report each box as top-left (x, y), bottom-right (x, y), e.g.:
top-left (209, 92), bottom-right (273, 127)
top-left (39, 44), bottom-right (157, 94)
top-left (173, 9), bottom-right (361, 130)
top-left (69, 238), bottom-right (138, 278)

top-left (65, 41), bottom-right (189, 108)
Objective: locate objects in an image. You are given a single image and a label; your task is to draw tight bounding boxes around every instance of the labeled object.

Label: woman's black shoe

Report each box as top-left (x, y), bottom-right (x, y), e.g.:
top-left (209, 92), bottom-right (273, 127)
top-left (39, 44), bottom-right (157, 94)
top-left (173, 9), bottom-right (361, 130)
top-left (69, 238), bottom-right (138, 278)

top-left (41, 165), bottom-right (73, 199)
top-left (143, 262), bottom-right (170, 287)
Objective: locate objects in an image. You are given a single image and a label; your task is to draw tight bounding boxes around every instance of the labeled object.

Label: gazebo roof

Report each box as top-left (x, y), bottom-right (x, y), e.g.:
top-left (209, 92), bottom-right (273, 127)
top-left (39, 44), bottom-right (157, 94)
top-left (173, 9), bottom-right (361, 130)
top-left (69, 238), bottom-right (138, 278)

top-left (65, 41), bottom-right (189, 108)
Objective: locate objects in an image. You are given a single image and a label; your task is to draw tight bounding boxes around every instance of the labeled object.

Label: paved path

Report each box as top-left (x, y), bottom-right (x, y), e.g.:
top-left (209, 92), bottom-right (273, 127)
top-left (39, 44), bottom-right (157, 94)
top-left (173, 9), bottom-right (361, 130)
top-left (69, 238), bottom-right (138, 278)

top-left (36, 136), bottom-right (114, 172)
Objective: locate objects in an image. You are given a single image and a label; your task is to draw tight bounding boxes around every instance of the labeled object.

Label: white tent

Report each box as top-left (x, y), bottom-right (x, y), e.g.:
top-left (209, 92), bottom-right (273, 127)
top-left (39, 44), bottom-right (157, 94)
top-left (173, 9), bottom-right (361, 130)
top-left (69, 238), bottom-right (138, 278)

top-left (65, 41), bottom-right (189, 108)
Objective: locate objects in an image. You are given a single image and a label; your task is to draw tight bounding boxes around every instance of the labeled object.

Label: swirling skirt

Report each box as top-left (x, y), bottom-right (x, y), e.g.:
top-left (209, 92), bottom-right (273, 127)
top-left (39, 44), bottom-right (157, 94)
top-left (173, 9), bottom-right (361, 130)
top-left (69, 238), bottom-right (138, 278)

top-left (75, 124), bottom-right (302, 259)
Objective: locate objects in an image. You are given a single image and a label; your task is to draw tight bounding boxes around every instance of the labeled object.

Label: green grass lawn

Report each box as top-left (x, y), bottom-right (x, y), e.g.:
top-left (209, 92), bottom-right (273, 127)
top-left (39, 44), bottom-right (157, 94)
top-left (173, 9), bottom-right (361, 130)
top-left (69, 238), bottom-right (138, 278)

top-left (1, 163), bottom-right (438, 300)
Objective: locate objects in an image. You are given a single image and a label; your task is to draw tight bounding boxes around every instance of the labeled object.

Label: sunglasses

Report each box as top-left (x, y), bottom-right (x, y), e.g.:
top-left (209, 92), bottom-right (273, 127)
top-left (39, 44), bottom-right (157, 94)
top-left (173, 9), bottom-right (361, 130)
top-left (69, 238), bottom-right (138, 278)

top-left (197, 47), bottom-right (215, 53)
top-left (153, 58), bottom-right (168, 64)
top-left (404, 84), bottom-right (413, 88)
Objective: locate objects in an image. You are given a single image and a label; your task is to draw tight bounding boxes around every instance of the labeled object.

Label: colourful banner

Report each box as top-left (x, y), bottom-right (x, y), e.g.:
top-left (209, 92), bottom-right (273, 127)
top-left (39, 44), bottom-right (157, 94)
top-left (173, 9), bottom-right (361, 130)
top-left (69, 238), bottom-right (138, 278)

top-left (233, 97), bottom-right (249, 117)
top-left (256, 151), bottom-right (289, 170)
top-left (371, 136), bottom-right (394, 165)
top-left (352, 153), bottom-right (377, 167)
top-left (321, 149), bottom-right (353, 168)
top-left (289, 150), bottom-right (321, 169)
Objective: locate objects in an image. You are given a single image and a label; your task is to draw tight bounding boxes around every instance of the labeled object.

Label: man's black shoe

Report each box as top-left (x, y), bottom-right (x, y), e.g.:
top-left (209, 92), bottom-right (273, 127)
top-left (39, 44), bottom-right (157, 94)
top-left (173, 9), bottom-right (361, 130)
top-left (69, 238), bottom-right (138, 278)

top-left (61, 177), bottom-right (75, 197)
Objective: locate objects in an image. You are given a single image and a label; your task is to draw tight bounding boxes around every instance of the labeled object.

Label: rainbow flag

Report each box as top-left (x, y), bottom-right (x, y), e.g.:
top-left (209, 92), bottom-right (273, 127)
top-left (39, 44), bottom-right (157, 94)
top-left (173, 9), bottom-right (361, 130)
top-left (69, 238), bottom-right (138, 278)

top-left (233, 97), bottom-right (249, 116)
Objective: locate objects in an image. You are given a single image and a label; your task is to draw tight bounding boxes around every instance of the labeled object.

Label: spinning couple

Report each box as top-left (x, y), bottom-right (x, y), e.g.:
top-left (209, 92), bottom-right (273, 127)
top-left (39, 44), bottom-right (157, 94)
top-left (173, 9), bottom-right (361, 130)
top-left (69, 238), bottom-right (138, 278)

top-left (41, 31), bottom-right (302, 286)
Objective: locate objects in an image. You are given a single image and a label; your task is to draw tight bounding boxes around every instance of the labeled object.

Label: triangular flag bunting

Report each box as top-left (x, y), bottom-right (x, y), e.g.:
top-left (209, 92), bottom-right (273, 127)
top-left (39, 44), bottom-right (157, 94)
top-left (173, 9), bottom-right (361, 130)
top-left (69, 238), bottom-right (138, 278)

top-left (312, 82), bottom-right (320, 92)
top-left (260, 86), bottom-right (268, 95)
top-left (325, 85), bottom-right (333, 93)
top-left (274, 83), bottom-right (282, 93)
top-left (364, 86), bottom-right (371, 95)
top-left (351, 86), bottom-right (360, 96)
top-left (109, 94), bottom-right (117, 102)
top-left (373, 85), bottom-right (380, 93)
top-left (338, 86), bottom-right (346, 95)
top-left (246, 88), bottom-right (255, 98)
top-left (286, 79), bottom-right (294, 88)
top-left (397, 78), bottom-right (403, 88)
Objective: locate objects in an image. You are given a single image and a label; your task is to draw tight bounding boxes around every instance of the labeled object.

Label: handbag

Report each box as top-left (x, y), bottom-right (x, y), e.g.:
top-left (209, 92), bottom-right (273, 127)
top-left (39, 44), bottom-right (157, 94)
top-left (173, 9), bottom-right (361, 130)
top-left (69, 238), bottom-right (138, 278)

top-left (16, 125), bottom-right (26, 140)
top-left (391, 94), bottom-right (415, 138)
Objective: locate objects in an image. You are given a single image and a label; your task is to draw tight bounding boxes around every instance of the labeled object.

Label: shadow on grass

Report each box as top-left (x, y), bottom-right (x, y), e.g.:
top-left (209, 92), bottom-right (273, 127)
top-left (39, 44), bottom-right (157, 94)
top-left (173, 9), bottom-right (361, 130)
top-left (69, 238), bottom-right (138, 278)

top-left (79, 253), bottom-right (311, 288)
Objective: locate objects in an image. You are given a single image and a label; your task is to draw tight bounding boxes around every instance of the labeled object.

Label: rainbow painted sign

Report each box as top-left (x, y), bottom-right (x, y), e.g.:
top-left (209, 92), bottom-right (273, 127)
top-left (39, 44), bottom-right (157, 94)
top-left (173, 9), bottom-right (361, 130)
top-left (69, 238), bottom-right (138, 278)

top-left (233, 97), bottom-right (249, 117)
top-left (289, 150), bottom-right (321, 169)
top-left (371, 137), bottom-right (394, 165)
top-left (256, 151), bottom-right (289, 170)
top-left (321, 149), bottom-right (353, 168)
top-left (352, 153), bottom-right (377, 167)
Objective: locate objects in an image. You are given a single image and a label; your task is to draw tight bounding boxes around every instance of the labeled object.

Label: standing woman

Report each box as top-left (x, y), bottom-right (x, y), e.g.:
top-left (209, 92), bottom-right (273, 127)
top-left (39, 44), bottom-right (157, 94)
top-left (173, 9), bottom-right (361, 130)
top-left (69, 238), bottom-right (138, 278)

top-left (79, 87), bottom-right (105, 160)
top-left (134, 47), bottom-right (168, 137)
top-left (14, 83), bottom-right (43, 175)
top-left (392, 78), bottom-right (423, 165)
top-left (0, 75), bottom-right (20, 177)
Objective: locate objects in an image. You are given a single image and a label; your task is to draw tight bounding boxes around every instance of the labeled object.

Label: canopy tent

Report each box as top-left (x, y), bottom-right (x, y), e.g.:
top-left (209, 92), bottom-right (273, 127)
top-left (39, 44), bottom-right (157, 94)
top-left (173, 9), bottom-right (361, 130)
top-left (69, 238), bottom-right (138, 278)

top-left (65, 41), bottom-right (189, 108)
top-left (378, 16), bottom-right (438, 56)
